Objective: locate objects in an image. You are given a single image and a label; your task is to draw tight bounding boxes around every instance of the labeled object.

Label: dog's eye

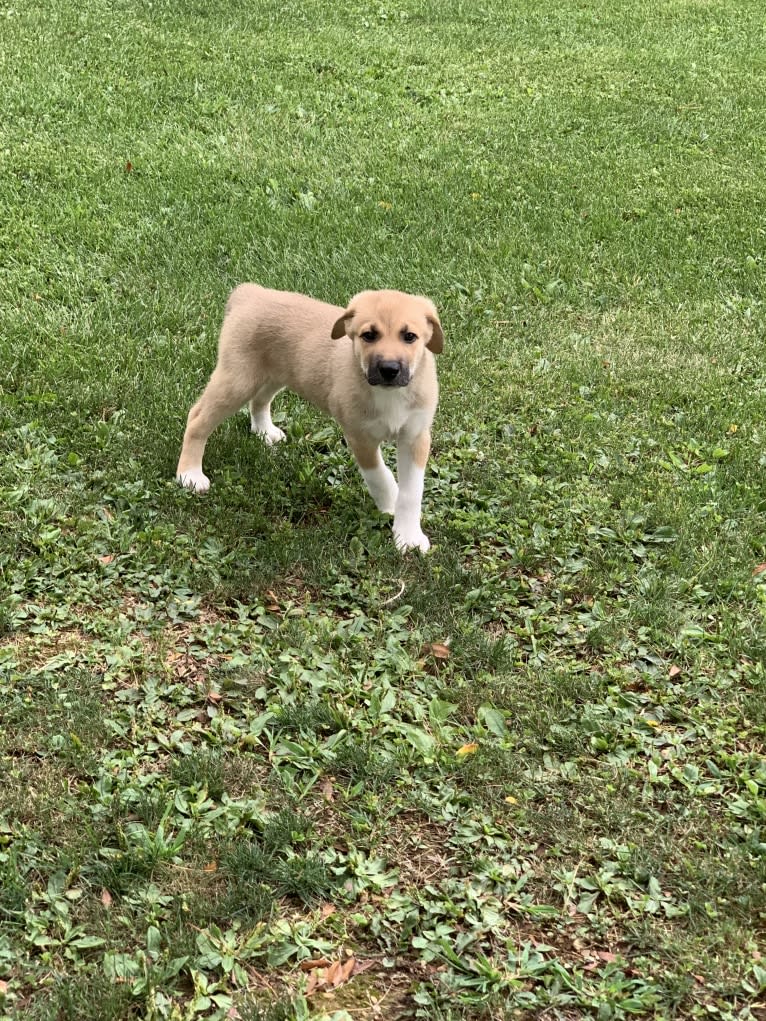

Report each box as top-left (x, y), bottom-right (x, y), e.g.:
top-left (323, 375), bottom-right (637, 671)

top-left (361, 329), bottom-right (377, 343)
top-left (403, 331), bottom-right (417, 344)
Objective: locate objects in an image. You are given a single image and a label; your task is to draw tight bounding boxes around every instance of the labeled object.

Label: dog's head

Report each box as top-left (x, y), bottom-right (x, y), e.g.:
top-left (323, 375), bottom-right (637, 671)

top-left (331, 290), bottom-right (443, 387)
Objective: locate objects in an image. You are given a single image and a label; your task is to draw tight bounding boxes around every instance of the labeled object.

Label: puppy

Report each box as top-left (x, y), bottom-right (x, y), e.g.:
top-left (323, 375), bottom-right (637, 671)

top-left (176, 285), bottom-right (443, 551)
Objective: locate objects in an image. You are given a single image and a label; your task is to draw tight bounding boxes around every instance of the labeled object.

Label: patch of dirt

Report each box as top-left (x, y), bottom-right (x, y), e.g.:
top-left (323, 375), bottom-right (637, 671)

top-left (238, 958), bottom-right (425, 1020)
top-left (0, 625), bottom-right (93, 672)
top-left (380, 813), bottom-right (457, 890)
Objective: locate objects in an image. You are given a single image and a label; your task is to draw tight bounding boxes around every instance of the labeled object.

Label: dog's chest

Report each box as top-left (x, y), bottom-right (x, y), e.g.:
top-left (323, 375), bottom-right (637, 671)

top-left (364, 390), bottom-right (422, 441)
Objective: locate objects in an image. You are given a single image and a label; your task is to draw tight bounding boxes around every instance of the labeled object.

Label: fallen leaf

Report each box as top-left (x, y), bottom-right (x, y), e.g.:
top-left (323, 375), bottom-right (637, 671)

top-left (98, 554), bottom-right (115, 565)
top-left (504, 795), bottom-right (518, 805)
top-left (336, 957), bottom-right (356, 986)
top-left (597, 951), bottom-right (618, 963)
top-left (456, 742), bottom-right (479, 758)
top-left (206, 690), bottom-right (223, 704)
top-left (668, 664), bottom-right (682, 678)
top-left (300, 958), bottom-right (332, 972)
top-left (320, 902), bottom-right (336, 919)
top-left (424, 641), bottom-right (450, 660)
top-left (320, 777), bottom-right (335, 802)
top-left (324, 960), bottom-right (342, 986)
top-left (753, 563), bottom-right (766, 576)
top-left (305, 970), bottom-right (322, 994)
top-left (305, 957), bottom-right (358, 995)
top-left (203, 861), bottom-right (218, 873)
top-left (100, 888), bottom-right (113, 908)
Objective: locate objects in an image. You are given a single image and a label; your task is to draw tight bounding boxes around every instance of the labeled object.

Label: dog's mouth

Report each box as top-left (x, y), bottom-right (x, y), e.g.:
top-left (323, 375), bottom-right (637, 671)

top-left (366, 360), bottom-right (410, 387)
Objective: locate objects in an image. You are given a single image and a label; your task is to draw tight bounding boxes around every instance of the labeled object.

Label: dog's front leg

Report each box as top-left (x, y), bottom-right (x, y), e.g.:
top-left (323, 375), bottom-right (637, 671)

top-left (346, 435), bottom-right (399, 515)
top-left (393, 430), bottom-right (431, 552)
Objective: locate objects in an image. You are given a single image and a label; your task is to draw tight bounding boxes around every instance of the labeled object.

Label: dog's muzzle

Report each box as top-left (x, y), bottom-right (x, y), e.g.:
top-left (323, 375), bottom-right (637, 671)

top-left (367, 359), bottom-right (410, 387)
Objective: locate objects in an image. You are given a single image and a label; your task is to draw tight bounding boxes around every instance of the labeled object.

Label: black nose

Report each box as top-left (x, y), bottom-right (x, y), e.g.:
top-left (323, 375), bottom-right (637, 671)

top-left (379, 360), bottom-right (401, 382)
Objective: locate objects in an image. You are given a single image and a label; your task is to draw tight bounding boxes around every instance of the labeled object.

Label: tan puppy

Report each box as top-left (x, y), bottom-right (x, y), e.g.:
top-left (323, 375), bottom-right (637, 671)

top-left (176, 285), bottom-right (443, 551)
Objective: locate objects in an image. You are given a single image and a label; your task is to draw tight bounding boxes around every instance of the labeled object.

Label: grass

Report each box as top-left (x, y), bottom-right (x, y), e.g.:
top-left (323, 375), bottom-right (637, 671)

top-left (1, 0), bottom-right (765, 1017)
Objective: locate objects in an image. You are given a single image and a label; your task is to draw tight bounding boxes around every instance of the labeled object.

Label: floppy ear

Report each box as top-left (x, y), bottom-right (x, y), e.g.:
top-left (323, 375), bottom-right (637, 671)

top-left (424, 306), bottom-right (444, 354)
top-left (331, 307), bottom-right (354, 339)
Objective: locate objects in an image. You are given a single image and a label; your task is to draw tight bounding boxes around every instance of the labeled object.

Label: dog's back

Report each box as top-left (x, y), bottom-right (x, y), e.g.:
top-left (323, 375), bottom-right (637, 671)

top-left (219, 284), bottom-right (350, 417)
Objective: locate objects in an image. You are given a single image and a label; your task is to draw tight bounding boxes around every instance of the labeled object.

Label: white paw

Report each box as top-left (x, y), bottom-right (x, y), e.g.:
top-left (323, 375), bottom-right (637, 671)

top-left (394, 527), bottom-right (431, 553)
top-left (360, 466), bottom-right (398, 515)
top-left (177, 469), bottom-right (210, 493)
top-left (253, 424), bottom-right (286, 446)
top-left (375, 485), bottom-right (399, 516)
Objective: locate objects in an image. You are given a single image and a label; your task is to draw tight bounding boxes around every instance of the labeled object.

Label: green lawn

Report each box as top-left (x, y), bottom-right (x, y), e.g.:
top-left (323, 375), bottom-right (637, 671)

top-left (1, 1), bottom-right (765, 1018)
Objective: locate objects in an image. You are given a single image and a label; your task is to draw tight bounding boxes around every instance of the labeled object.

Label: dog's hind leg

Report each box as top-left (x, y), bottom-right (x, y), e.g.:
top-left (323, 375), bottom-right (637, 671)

top-left (249, 384), bottom-right (286, 445)
top-left (176, 367), bottom-right (255, 492)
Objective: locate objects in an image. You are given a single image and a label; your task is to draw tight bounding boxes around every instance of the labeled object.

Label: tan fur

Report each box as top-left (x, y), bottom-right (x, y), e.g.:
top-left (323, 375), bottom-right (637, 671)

top-left (176, 285), bottom-right (443, 551)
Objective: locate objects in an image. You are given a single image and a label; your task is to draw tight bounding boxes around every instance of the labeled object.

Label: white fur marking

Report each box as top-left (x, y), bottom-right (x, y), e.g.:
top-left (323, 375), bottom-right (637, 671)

top-left (365, 388), bottom-right (419, 442)
top-left (360, 464), bottom-right (398, 515)
top-left (393, 460), bottom-right (429, 552)
top-left (177, 469), bottom-right (210, 493)
top-left (250, 408), bottom-right (286, 445)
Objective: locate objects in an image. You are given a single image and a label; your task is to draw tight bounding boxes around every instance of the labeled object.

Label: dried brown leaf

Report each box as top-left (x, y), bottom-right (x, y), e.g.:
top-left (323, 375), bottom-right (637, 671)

top-left (305, 969), bottom-right (322, 995)
top-left (305, 957), bottom-right (358, 995)
top-left (428, 642), bottom-right (451, 660)
top-left (329, 957), bottom-right (356, 988)
top-left (300, 958), bottom-right (332, 972)
top-left (324, 960), bottom-right (342, 986)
